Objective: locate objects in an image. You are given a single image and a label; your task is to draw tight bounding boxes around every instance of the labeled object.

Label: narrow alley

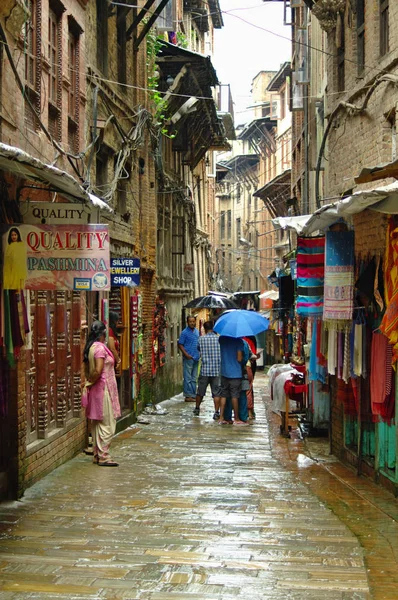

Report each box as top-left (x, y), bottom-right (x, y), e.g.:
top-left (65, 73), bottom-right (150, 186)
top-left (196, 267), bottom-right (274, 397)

top-left (1, 374), bottom-right (390, 600)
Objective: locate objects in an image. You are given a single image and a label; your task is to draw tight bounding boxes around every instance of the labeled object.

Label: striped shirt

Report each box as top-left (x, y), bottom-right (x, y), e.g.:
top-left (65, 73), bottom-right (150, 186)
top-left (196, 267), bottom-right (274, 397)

top-left (198, 332), bottom-right (221, 377)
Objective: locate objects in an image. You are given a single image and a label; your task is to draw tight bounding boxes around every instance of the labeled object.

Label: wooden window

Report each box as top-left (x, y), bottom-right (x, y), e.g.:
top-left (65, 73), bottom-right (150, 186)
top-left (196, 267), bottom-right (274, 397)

top-left (67, 17), bottom-right (81, 153)
top-left (24, 0), bottom-right (40, 129)
top-left (337, 19), bottom-right (345, 92)
top-left (227, 209), bottom-right (231, 239)
top-left (97, 0), bottom-right (108, 75)
top-left (357, 0), bottom-right (365, 75)
top-left (380, 0), bottom-right (389, 57)
top-left (117, 7), bottom-right (127, 87)
top-left (25, 0), bottom-right (36, 89)
top-left (48, 6), bottom-right (62, 141)
top-left (236, 217), bottom-right (241, 246)
top-left (220, 211), bottom-right (225, 240)
top-left (48, 9), bottom-right (58, 104)
top-left (172, 216), bottom-right (184, 254)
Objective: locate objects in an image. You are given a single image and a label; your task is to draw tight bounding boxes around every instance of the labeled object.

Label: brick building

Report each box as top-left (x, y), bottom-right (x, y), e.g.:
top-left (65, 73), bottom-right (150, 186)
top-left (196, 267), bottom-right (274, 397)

top-left (0, 0), bottom-right (98, 500)
top-left (0, 0), bottom-right (227, 499)
top-left (268, 0), bottom-right (398, 493)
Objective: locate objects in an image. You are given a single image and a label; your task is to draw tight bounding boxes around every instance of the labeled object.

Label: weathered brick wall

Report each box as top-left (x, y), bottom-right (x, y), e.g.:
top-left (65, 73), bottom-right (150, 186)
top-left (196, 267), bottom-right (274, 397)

top-left (353, 210), bottom-right (388, 256)
top-left (324, 0), bottom-right (398, 198)
top-left (24, 419), bottom-right (86, 490)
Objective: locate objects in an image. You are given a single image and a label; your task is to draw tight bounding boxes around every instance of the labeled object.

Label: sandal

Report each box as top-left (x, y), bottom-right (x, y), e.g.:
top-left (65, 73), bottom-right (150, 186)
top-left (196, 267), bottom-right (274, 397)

top-left (93, 455), bottom-right (99, 464)
top-left (98, 460), bottom-right (119, 467)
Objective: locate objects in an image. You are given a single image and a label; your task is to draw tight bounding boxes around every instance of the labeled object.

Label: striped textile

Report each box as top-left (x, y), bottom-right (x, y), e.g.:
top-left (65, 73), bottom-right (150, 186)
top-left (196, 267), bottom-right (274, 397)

top-left (296, 236), bottom-right (325, 318)
top-left (323, 230), bottom-right (354, 324)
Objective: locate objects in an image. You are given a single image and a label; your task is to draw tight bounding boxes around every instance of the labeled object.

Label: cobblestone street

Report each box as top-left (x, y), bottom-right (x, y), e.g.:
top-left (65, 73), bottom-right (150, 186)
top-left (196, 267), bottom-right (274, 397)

top-left (0, 373), bottom-right (386, 599)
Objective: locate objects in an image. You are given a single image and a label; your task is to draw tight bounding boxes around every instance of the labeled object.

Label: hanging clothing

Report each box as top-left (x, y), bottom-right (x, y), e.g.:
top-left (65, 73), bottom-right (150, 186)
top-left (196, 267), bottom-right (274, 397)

top-left (296, 236), bottom-right (325, 318)
top-left (342, 328), bottom-right (351, 384)
top-left (327, 325), bottom-right (337, 375)
top-left (370, 332), bottom-right (395, 420)
top-left (353, 324), bottom-right (363, 377)
top-left (324, 230), bottom-right (355, 327)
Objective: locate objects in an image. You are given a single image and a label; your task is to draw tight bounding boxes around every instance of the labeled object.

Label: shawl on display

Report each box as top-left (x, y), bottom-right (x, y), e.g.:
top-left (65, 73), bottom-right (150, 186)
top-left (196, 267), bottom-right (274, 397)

top-left (380, 220), bottom-right (398, 364)
top-left (309, 321), bottom-right (326, 384)
top-left (337, 377), bottom-right (358, 416)
top-left (323, 230), bottom-right (355, 327)
top-left (370, 331), bottom-right (395, 421)
top-left (296, 236), bottom-right (325, 318)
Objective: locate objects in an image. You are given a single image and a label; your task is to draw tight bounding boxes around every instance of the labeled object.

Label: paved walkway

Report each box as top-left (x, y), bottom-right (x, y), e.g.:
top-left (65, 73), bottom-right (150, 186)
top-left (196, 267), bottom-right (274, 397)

top-left (0, 375), bottom-right (375, 599)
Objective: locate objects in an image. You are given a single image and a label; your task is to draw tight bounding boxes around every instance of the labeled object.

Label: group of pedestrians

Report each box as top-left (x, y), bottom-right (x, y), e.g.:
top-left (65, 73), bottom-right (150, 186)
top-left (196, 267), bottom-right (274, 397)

top-left (178, 316), bottom-right (259, 425)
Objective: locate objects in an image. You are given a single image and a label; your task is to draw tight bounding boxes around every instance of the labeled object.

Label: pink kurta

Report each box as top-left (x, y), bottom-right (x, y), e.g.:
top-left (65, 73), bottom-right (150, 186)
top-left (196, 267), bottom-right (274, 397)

top-left (82, 342), bottom-right (121, 421)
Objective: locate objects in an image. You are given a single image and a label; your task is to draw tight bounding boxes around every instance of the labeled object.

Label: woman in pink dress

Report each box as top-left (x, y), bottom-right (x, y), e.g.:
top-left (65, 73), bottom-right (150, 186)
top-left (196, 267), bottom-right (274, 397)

top-left (82, 321), bottom-right (121, 466)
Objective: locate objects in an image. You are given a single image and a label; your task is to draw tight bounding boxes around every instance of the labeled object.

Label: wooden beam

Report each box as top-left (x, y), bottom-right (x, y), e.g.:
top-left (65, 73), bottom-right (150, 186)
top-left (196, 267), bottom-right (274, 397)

top-left (126, 0), bottom-right (157, 40)
top-left (132, 0), bottom-right (169, 48)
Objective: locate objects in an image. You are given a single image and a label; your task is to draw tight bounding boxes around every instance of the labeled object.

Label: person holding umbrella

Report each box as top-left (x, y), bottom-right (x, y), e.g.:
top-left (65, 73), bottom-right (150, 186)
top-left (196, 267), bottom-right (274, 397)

top-left (218, 335), bottom-right (247, 425)
top-left (214, 310), bottom-right (269, 425)
top-left (178, 315), bottom-right (200, 402)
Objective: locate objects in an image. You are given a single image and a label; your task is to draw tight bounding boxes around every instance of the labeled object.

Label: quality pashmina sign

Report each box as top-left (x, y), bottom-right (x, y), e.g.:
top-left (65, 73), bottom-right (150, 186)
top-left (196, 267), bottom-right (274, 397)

top-left (2, 224), bottom-right (111, 291)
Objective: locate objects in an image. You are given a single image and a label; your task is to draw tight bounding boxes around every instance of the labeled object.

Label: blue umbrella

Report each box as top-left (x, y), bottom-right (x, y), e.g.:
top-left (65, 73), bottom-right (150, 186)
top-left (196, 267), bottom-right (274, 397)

top-left (213, 310), bottom-right (269, 338)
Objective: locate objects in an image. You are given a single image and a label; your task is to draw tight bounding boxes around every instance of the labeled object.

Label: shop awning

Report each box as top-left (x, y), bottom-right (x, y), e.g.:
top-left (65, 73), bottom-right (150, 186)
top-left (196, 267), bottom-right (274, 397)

top-left (259, 290), bottom-right (279, 300)
top-left (0, 142), bottom-right (113, 212)
top-left (272, 181), bottom-right (398, 235)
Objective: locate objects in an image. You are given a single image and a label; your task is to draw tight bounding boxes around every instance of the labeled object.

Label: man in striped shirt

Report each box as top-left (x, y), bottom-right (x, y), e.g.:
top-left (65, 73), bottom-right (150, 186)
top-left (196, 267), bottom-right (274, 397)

top-left (193, 321), bottom-right (221, 419)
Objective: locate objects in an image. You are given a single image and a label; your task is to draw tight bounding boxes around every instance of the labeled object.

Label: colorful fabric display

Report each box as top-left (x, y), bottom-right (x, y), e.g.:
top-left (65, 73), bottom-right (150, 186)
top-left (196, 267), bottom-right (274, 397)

top-left (323, 230), bottom-right (355, 326)
top-left (296, 236), bottom-right (325, 318)
top-left (380, 220), bottom-right (398, 364)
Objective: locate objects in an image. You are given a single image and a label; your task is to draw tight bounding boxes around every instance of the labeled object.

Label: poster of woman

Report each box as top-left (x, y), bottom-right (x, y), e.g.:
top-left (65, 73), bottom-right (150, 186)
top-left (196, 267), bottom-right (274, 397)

top-left (2, 223), bottom-right (110, 291)
top-left (3, 227), bottom-right (28, 290)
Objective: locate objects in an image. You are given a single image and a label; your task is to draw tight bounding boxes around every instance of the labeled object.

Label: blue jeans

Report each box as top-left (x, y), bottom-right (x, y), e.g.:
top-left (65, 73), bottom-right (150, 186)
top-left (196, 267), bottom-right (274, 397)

top-left (224, 391), bottom-right (249, 422)
top-left (183, 358), bottom-right (199, 398)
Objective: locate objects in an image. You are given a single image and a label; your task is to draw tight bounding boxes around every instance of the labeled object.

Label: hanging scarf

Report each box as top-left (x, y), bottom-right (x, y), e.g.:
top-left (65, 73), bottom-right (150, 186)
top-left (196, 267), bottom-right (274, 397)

top-left (296, 236), bottom-right (325, 318)
top-left (323, 230), bottom-right (355, 328)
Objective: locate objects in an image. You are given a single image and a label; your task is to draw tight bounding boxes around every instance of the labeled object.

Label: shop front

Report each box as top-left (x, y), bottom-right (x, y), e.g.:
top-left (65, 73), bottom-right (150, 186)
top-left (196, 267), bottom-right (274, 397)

top-left (270, 184), bottom-right (398, 493)
top-left (0, 144), bottom-right (112, 499)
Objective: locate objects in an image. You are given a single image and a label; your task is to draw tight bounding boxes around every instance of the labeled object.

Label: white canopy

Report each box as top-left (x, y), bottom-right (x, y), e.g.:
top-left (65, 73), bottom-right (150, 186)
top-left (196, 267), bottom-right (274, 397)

top-left (0, 142), bottom-right (113, 212)
top-left (272, 181), bottom-right (398, 235)
top-left (259, 290), bottom-right (279, 300)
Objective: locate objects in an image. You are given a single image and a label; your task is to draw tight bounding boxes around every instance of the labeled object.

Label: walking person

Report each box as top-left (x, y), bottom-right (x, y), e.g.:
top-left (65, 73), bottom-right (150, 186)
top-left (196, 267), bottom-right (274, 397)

top-left (219, 335), bottom-right (248, 425)
top-left (178, 315), bottom-right (200, 402)
top-left (224, 338), bottom-right (251, 424)
top-left (193, 320), bottom-right (221, 419)
top-left (82, 321), bottom-right (121, 467)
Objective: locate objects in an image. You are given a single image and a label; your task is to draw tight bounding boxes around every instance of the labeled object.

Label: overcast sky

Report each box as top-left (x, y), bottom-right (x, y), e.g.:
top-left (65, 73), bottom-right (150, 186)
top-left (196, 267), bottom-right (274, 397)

top-left (213, 0), bottom-right (291, 126)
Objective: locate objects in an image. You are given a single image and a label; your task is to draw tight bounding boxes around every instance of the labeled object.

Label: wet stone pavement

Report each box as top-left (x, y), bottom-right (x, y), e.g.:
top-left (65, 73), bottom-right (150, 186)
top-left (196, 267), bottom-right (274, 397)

top-left (0, 374), bottom-right (374, 599)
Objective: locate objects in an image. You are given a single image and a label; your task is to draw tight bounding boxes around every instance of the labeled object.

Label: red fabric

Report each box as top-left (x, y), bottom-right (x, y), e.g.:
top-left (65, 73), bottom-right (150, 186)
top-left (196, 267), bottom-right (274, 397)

top-left (243, 337), bottom-right (256, 355)
top-left (337, 378), bottom-right (358, 416)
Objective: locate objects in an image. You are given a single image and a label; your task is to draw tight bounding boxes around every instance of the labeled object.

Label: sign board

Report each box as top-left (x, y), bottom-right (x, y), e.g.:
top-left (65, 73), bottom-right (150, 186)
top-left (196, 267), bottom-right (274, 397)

top-left (110, 258), bottom-right (140, 287)
top-left (2, 224), bottom-right (110, 291)
top-left (23, 202), bottom-right (91, 225)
